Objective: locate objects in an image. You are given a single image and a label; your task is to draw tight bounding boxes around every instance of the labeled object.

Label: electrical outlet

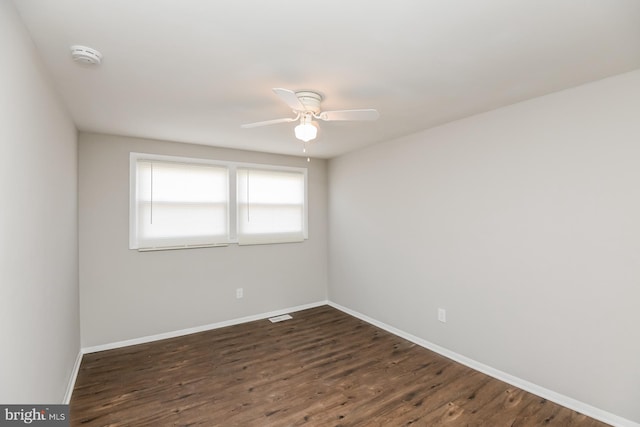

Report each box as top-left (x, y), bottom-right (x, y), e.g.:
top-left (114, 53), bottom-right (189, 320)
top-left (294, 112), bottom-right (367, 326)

top-left (236, 288), bottom-right (243, 299)
top-left (438, 308), bottom-right (446, 323)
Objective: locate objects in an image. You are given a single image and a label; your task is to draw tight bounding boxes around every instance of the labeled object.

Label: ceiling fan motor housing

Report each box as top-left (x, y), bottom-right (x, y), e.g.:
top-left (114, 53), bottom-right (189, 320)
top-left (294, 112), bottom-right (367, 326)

top-left (295, 91), bottom-right (323, 113)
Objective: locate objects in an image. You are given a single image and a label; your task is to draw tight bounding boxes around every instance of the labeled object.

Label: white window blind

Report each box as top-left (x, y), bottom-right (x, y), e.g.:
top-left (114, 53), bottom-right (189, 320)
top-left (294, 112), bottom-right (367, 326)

top-left (133, 160), bottom-right (229, 249)
top-left (236, 168), bottom-right (306, 245)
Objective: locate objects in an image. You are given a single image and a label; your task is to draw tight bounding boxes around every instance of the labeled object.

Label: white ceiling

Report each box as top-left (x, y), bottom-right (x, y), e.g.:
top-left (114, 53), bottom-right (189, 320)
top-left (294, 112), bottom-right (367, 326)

top-left (12, 0), bottom-right (640, 159)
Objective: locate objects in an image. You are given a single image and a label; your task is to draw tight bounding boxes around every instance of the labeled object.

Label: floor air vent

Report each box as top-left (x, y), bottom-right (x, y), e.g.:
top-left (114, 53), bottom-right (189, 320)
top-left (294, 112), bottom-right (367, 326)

top-left (268, 314), bottom-right (293, 323)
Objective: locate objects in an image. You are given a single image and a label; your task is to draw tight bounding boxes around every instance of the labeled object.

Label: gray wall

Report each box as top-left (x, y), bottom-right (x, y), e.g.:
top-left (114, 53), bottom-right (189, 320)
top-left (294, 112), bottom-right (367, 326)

top-left (328, 69), bottom-right (640, 423)
top-left (79, 133), bottom-right (328, 347)
top-left (0, 0), bottom-right (79, 403)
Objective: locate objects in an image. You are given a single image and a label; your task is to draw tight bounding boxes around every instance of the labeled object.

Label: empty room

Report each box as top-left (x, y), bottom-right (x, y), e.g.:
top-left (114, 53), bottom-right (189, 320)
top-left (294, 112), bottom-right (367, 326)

top-left (1, 0), bottom-right (639, 426)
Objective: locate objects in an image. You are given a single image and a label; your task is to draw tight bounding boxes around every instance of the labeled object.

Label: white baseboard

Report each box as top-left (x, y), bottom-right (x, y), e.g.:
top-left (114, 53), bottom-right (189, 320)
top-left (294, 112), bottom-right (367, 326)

top-left (63, 351), bottom-right (83, 404)
top-left (328, 301), bottom-right (639, 427)
top-left (81, 300), bottom-right (328, 354)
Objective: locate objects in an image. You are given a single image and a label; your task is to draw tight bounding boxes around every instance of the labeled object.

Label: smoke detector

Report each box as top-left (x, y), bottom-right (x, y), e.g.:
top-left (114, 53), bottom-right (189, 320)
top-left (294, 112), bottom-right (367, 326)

top-left (70, 45), bottom-right (102, 65)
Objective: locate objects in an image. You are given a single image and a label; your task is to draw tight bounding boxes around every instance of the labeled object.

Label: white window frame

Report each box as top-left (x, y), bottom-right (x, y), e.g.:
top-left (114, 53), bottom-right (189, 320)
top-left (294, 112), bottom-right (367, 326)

top-left (129, 152), bottom-right (308, 251)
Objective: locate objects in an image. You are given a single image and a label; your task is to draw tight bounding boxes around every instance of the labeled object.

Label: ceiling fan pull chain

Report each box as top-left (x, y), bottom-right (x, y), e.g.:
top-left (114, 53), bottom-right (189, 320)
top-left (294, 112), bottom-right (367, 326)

top-left (303, 142), bottom-right (311, 162)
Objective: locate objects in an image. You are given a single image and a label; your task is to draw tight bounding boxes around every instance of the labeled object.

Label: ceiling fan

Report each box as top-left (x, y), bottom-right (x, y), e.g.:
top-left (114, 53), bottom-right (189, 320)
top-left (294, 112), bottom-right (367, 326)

top-left (241, 88), bottom-right (379, 144)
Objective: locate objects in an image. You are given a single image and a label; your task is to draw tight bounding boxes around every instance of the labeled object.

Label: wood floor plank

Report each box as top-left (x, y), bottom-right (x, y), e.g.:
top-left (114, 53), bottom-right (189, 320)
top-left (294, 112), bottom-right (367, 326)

top-left (70, 305), bottom-right (610, 426)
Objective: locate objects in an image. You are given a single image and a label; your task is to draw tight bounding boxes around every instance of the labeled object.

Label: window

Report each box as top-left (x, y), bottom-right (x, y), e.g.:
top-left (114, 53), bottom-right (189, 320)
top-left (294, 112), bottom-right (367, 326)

top-left (237, 168), bottom-right (306, 245)
top-left (130, 156), bottom-right (229, 250)
top-left (130, 153), bottom-right (307, 250)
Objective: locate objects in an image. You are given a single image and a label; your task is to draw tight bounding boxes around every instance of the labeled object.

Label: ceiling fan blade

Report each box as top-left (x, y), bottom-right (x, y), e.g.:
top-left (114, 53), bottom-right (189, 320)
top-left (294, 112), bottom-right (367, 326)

top-left (318, 109), bottom-right (380, 121)
top-left (273, 88), bottom-right (305, 111)
top-left (241, 117), bottom-right (297, 129)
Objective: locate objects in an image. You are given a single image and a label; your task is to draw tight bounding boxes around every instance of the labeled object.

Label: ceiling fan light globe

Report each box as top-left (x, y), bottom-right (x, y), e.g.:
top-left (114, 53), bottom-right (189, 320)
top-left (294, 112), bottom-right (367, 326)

top-left (295, 123), bottom-right (317, 142)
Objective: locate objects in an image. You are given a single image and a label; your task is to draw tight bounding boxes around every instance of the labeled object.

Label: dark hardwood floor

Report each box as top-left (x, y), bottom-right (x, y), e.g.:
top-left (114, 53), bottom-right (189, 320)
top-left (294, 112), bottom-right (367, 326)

top-left (71, 305), bottom-right (609, 426)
